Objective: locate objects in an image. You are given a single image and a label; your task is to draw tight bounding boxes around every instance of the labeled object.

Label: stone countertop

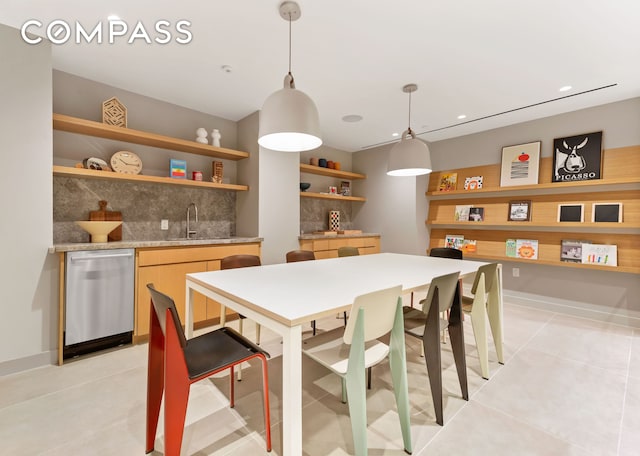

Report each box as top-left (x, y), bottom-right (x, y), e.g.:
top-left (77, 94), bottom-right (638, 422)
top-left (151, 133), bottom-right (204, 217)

top-left (49, 237), bottom-right (263, 253)
top-left (298, 232), bottom-right (380, 240)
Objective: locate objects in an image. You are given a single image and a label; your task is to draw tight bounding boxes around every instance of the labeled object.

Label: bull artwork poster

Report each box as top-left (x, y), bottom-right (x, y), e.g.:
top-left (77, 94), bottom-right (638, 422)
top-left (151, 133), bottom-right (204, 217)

top-left (552, 131), bottom-right (603, 183)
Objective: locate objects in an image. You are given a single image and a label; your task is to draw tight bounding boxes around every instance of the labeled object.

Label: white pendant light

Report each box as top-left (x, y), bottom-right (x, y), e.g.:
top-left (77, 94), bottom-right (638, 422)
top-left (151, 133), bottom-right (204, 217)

top-left (387, 84), bottom-right (432, 176)
top-left (258, 1), bottom-right (322, 152)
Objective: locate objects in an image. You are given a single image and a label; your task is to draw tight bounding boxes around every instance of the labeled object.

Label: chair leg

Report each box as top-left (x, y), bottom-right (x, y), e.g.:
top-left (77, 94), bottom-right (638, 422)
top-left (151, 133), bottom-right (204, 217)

top-left (259, 354), bottom-right (272, 452)
top-left (164, 378), bottom-right (190, 456)
top-left (146, 309), bottom-right (165, 453)
top-left (230, 365), bottom-right (235, 407)
top-left (423, 287), bottom-right (444, 425)
top-left (389, 300), bottom-right (413, 454)
top-left (237, 319), bottom-right (244, 381)
top-left (220, 305), bottom-right (226, 327)
top-left (487, 280), bottom-right (505, 365)
top-left (256, 322), bottom-right (261, 345)
top-left (345, 308), bottom-right (367, 456)
top-left (367, 367), bottom-right (371, 390)
top-left (448, 284), bottom-right (469, 400)
top-left (343, 311), bottom-right (348, 327)
top-left (470, 290), bottom-right (490, 379)
top-left (312, 320), bottom-right (317, 336)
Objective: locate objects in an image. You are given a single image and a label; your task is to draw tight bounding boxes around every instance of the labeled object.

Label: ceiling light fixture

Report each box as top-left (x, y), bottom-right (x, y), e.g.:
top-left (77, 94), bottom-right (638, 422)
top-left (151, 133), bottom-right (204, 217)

top-left (387, 84), bottom-right (432, 177)
top-left (258, 1), bottom-right (321, 152)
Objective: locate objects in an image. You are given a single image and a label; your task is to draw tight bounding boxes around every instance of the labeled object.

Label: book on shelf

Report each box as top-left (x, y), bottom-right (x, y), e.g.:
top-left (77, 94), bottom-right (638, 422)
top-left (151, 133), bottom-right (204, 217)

top-left (581, 244), bottom-right (617, 267)
top-left (505, 239), bottom-right (517, 257)
top-left (454, 205), bottom-right (471, 221)
top-left (468, 207), bottom-right (484, 222)
top-left (560, 240), bottom-right (591, 263)
top-left (438, 173), bottom-right (458, 191)
top-left (516, 239), bottom-right (538, 259)
top-left (464, 175), bottom-right (483, 190)
top-left (461, 239), bottom-right (477, 253)
top-left (445, 234), bottom-right (464, 250)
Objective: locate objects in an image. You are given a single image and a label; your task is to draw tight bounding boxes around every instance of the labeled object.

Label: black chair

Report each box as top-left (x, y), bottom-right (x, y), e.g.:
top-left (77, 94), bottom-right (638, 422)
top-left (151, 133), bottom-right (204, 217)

top-left (429, 247), bottom-right (463, 259)
top-left (145, 284), bottom-right (272, 455)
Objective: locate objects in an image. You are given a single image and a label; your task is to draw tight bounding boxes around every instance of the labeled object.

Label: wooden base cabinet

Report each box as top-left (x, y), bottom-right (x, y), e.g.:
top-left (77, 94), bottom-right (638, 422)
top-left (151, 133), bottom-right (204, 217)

top-left (299, 235), bottom-right (380, 259)
top-left (135, 243), bottom-right (260, 340)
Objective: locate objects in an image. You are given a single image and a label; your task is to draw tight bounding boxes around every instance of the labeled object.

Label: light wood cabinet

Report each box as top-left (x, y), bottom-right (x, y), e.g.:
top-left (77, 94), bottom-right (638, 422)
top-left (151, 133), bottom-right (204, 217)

top-left (135, 242), bottom-right (261, 340)
top-left (426, 145), bottom-right (640, 273)
top-left (299, 235), bottom-right (380, 259)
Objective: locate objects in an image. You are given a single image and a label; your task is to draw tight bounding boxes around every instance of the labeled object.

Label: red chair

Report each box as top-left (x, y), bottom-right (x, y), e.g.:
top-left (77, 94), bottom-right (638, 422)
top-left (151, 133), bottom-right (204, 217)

top-left (146, 284), bottom-right (272, 455)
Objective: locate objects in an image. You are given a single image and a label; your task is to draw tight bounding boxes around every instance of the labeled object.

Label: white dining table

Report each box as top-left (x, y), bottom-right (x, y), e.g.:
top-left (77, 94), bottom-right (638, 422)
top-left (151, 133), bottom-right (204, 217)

top-left (185, 252), bottom-right (499, 456)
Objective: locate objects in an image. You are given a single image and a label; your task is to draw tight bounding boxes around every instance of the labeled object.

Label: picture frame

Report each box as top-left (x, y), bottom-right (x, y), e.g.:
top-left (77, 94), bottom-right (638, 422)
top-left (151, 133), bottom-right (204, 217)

top-left (508, 200), bottom-right (532, 221)
top-left (468, 207), bottom-right (484, 222)
top-left (592, 203), bottom-right (622, 223)
top-left (464, 175), bottom-right (483, 190)
top-left (560, 240), bottom-right (590, 263)
top-left (557, 204), bottom-right (584, 222)
top-left (438, 173), bottom-right (458, 192)
top-left (500, 141), bottom-right (541, 187)
top-left (552, 131), bottom-right (602, 183)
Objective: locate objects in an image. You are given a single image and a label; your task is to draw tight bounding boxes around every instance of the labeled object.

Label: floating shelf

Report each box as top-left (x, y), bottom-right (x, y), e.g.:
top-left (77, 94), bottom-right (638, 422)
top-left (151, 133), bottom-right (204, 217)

top-left (53, 166), bottom-right (249, 191)
top-left (426, 221), bottom-right (640, 234)
top-left (300, 191), bottom-right (366, 202)
top-left (53, 113), bottom-right (249, 161)
top-left (299, 163), bottom-right (366, 180)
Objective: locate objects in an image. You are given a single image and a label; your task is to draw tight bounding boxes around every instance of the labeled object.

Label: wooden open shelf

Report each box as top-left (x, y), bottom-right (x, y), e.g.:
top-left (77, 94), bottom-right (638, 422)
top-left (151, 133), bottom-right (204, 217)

top-left (53, 113), bottom-right (249, 160)
top-left (300, 191), bottom-right (366, 202)
top-left (53, 166), bottom-right (249, 191)
top-left (300, 163), bottom-right (366, 180)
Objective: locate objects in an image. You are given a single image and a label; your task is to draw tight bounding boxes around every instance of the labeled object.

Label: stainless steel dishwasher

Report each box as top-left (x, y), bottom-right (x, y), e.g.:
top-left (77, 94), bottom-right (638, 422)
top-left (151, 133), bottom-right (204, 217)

top-left (64, 248), bottom-right (135, 359)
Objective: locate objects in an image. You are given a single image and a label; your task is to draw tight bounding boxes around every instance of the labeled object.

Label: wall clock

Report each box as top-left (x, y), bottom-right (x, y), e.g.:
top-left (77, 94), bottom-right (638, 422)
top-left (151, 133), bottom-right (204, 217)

top-left (110, 151), bottom-right (142, 175)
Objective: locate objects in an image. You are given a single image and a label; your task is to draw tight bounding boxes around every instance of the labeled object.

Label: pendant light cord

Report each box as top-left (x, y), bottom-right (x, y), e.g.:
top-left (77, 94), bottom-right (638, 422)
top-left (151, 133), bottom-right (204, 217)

top-left (407, 90), bottom-right (413, 135)
top-left (287, 12), bottom-right (295, 87)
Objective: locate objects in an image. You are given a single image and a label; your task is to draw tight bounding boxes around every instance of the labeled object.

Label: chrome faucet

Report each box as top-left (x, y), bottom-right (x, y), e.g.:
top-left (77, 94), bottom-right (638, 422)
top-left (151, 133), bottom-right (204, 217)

top-left (186, 202), bottom-right (198, 239)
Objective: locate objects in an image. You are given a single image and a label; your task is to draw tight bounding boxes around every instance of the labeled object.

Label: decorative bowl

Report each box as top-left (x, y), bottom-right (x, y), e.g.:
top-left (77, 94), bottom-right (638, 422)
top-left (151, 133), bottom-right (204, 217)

top-left (75, 221), bottom-right (123, 243)
top-left (300, 182), bottom-right (311, 192)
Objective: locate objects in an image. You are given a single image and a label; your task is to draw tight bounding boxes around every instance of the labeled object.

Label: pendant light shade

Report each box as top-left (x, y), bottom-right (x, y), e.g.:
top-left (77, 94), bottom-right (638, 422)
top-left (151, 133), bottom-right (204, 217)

top-left (387, 84), bottom-right (432, 176)
top-left (258, 1), bottom-right (322, 152)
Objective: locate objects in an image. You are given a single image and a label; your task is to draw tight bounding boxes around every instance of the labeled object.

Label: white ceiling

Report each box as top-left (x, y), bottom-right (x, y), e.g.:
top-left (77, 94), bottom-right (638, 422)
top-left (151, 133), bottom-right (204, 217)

top-left (3, 0), bottom-right (640, 152)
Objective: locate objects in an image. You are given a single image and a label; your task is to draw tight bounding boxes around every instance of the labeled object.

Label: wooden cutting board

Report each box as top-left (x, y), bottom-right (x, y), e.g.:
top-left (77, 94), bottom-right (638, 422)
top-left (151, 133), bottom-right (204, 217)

top-left (89, 200), bottom-right (122, 242)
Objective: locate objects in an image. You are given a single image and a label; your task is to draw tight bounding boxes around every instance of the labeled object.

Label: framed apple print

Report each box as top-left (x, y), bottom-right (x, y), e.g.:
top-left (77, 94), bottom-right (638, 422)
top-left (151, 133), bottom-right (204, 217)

top-left (500, 141), bottom-right (541, 187)
top-left (110, 150), bottom-right (142, 175)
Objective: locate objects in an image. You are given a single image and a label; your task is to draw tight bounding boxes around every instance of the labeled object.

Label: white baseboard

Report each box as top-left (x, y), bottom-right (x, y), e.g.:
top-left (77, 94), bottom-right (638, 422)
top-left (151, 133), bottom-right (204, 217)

top-left (503, 289), bottom-right (640, 329)
top-left (0, 351), bottom-right (57, 377)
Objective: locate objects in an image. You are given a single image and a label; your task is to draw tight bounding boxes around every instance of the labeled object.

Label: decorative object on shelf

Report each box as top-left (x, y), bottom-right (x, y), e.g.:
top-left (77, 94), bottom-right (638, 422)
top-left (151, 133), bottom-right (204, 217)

top-left (516, 239), bottom-right (538, 259)
top-left (327, 160), bottom-right (335, 169)
top-left (334, 162), bottom-right (341, 170)
top-left (454, 205), bottom-right (471, 222)
top-left (195, 128), bottom-right (208, 144)
top-left (561, 240), bottom-right (591, 263)
top-left (552, 131), bottom-right (602, 182)
top-left (582, 243), bottom-right (617, 267)
top-left (258, 1), bottom-right (322, 152)
top-left (461, 239), bottom-right (477, 253)
top-left (464, 175), bottom-right (484, 190)
top-left (500, 141), bottom-right (541, 187)
top-left (557, 204), bottom-right (584, 222)
top-left (309, 157), bottom-right (318, 166)
top-left (89, 200), bottom-right (122, 242)
top-left (110, 151), bottom-right (142, 175)
top-left (508, 200), bottom-right (532, 222)
top-left (329, 210), bottom-right (340, 231)
top-left (592, 202), bottom-right (622, 223)
top-left (211, 129), bottom-right (221, 147)
top-left (340, 181), bottom-right (351, 196)
top-left (328, 186), bottom-right (338, 194)
top-left (387, 83), bottom-right (432, 176)
top-left (468, 207), bottom-right (484, 222)
top-left (192, 171), bottom-right (203, 181)
top-left (170, 159), bottom-right (187, 179)
top-left (82, 157), bottom-right (109, 171)
top-left (102, 97), bottom-right (127, 127)
top-left (338, 229), bottom-right (362, 235)
top-left (318, 158), bottom-right (328, 168)
top-left (299, 182), bottom-right (311, 192)
top-left (505, 239), bottom-right (517, 257)
top-left (445, 234), bottom-right (464, 249)
top-left (438, 173), bottom-right (457, 191)
top-left (75, 220), bottom-right (123, 243)
top-left (212, 161), bottom-right (224, 183)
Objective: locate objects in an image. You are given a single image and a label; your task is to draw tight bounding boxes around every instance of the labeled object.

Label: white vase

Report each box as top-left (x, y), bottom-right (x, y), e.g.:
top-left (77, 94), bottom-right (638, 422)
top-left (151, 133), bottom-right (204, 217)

top-left (211, 129), bottom-right (221, 147)
top-left (195, 127), bottom-right (208, 144)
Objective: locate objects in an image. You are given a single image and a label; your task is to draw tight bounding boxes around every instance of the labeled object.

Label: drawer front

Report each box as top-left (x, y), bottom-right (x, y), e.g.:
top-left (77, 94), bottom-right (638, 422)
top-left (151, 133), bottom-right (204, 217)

top-left (313, 239), bottom-right (330, 251)
top-left (328, 238), bottom-right (350, 249)
top-left (138, 243), bottom-right (260, 266)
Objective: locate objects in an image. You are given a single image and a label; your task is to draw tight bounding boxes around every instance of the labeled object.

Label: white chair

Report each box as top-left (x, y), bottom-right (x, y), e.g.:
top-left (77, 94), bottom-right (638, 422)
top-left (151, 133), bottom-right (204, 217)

top-left (302, 285), bottom-right (412, 456)
top-left (462, 262), bottom-right (504, 379)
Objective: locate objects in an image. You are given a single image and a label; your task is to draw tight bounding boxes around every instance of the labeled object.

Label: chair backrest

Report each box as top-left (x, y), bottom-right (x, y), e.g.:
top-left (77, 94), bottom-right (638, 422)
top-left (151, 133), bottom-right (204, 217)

top-left (221, 254), bottom-right (261, 270)
top-left (286, 250), bottom-right (315, 263)
top-left (429, 247), bottom-right (463, 260)
top-left (470, 263), bottom-right (498, 295)
top-left (423, 271), bottom-right (461, 314)
top-left (343, 285), bottom-right (402, 344)
top-left (338, 246), bottom-right (360, 257)
top-left (146, 283), bottom-right (187, 349)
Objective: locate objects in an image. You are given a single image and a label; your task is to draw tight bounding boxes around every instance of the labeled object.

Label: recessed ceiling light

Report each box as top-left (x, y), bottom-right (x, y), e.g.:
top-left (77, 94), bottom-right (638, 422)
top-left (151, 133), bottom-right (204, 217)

top-left (220, 64), bottom-right (233, 73)
top-left (341, 114), bottom-right (363, 123)
top-left (107, 14), bottom-right (120, 21)
top-left (392, 132), bottom-right (400, 137)
top-left (559, 85), bottom-right (572, 92)
top-left (457, 114), bottom-right (467, 120)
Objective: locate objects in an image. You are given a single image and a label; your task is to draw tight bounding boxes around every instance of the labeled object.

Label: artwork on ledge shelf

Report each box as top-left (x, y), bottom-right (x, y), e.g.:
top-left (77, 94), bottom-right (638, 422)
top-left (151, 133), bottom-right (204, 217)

top-left (516, 239), bottom-right (538, 260)
top-left (592, 203), bottom-right (622, 223)
top-left (170, 159), bottom-right (187, 179)
top-left (561, 240), bottom-right (591, 263)
top-left (438, 173), bottom-right (458, 191)
top-left (340, 181), bottom-right (351, 196)
top-left (582, 244), bottom-right (617, 267)
top-left (468, 207), bottom-right (484, 222)
top-left (445, 234), bottom-right (464, 250)
top-left (464, 175), bottom-right (483, 190)
top-left (552, 131), bottom-right (602, 183)
top-left (461, 239), bottom-right (477, 254)
top-left (558, 204), bottom-right (584, 222)
top-left (500, 141), bottom-right (541, 187)
top-left (454, 205), bottom-right (471, 222)
top-left (508, 200), bottom-right (532, 221)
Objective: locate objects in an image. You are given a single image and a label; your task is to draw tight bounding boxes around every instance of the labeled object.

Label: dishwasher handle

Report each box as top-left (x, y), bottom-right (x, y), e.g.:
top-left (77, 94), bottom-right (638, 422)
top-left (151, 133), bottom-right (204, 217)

top-left (70, 252), bottom-right (134, 261)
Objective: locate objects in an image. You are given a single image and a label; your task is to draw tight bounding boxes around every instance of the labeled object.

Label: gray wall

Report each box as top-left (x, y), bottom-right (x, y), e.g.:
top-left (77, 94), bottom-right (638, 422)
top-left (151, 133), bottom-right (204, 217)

top-left (0, 24), bottom-right (57, 373)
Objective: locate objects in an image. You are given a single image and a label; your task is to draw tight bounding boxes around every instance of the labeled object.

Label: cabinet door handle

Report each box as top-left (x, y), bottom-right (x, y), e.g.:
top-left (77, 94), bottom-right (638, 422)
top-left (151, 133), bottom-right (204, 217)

top-left (70, 252), bottom-right (133, 261)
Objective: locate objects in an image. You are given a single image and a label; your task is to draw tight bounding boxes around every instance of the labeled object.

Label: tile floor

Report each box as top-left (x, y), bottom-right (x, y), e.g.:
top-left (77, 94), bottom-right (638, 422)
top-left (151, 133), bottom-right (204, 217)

top-left (1, 300), bottom-right (638, 456)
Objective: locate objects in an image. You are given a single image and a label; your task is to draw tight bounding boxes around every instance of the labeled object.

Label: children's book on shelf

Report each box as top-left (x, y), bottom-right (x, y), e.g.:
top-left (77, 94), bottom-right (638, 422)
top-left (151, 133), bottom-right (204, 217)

top-left (505, 239), bottom-right (517, 257)
top-left (454, 205), bottom-right (471, 221)
top-left (516, 239), bottom-right (538, 259)
top-left (560, 240), bottom-right (591, 263)
top-left (461, 239), bottom-right (477, 253)
top-left (464, 175), bottom-right (483, 190)
top-left (445, 234), bottom-right (464, 250)
top-left (438, 173), bottom-right (458, 191)
top-left (581, 244), bottom-right (617, 267)
top-left (468, 207), bottom-right (484, 222)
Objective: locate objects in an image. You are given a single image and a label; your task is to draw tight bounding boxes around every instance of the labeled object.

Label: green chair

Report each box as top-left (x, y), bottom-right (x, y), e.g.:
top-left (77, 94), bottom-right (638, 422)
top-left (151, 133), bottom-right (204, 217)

top-left (338, 246), bottom-right (360, 257)
top-left (302, 285), bottom-right (412, 456)
top-left (403, 271), bottom-right (468, 426)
